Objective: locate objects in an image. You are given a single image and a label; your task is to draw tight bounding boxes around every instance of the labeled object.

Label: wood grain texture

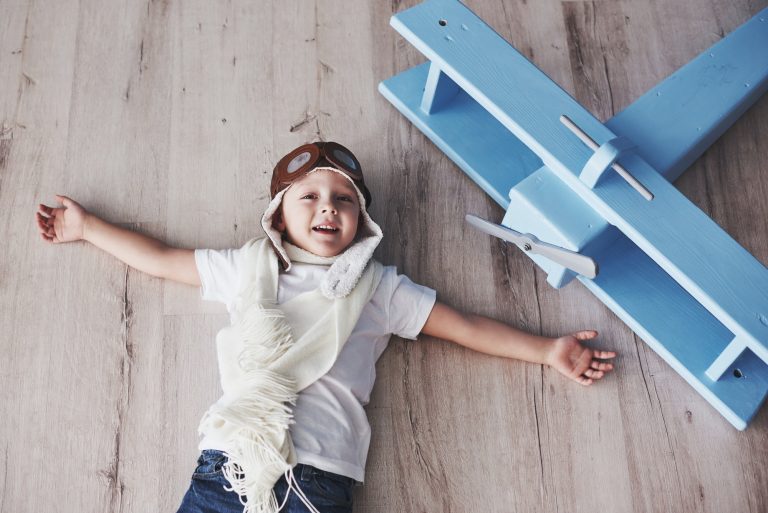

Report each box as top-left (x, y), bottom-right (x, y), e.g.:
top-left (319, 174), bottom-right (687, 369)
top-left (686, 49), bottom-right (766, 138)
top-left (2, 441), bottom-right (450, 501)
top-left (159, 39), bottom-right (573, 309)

top-left (1, 1), bottom-right (766, 512)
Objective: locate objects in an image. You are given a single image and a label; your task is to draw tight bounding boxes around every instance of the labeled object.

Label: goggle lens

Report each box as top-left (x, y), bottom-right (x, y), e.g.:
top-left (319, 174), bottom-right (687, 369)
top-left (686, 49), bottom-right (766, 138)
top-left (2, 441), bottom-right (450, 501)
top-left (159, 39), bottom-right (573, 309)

top-left (331, 148), bottom-right (358, 172)
top-left (287, 151), bottom-right (312, 173)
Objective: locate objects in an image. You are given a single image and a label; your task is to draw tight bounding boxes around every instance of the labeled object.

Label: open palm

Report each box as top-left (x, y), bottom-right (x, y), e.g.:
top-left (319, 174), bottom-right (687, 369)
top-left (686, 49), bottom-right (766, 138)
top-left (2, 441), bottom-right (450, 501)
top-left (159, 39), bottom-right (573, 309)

top-left (36, 195), bottom-right (87, 244)
top-left (547, 330), bottom-right (616, 386)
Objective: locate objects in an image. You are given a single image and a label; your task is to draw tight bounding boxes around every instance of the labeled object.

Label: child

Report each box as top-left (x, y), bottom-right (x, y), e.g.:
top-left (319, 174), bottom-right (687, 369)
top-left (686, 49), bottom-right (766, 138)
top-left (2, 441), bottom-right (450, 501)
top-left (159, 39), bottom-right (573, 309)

top-left (35, 141), bottom-right (616, 513)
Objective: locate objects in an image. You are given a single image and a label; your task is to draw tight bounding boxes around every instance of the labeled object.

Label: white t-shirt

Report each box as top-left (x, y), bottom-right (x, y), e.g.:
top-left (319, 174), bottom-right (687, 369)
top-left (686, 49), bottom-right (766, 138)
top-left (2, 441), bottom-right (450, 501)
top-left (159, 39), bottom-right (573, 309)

top-left (194, 245), bottom-right (437, 482)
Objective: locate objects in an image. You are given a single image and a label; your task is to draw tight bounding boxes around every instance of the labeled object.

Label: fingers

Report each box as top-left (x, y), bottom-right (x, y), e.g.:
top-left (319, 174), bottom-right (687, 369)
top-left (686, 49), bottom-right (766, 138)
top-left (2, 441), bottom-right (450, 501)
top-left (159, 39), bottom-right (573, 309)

top-left (574, 360), bottom-right (615, 386)
top-left (571, 358), bottom-right (614, 386)
top-left (55, 194), bottom-right (74, 208)
top-left (36, 198), bottom-right (70, 244)
top-left (570, 331), bottom-right (617, 360)
top-left (573, 330), bottom-right (598, 341)
top-left (36, 210), bottom-right (60, 239)
top-left (36, 211), bottom-right (48, 226)
top-left (590, 360), bottom-right (614, 372)
top-left (39, 225), bottom-right (55, 242)
top-left (36, 212), bottom-right (56, 240)
top-left (36, 211), bottom-right (51, 231)
top-left (571, 330), bottom-right (617, 377)
top-left (38, 203), bottom-right (54, 216)
top-left (583, 368), bottom-right (605, 380)
top-left (572, 368), bottom-right (605, 386)
top-left (37, 194), bottom-right (72, 218)
top-left (558, 331), bottom-right (616, 386)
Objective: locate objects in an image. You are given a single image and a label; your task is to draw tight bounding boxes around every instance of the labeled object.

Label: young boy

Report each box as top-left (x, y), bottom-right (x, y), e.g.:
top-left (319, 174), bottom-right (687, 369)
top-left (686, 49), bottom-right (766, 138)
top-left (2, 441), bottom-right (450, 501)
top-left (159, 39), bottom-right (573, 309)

top-left (35, 141), bottom-right (615, 513)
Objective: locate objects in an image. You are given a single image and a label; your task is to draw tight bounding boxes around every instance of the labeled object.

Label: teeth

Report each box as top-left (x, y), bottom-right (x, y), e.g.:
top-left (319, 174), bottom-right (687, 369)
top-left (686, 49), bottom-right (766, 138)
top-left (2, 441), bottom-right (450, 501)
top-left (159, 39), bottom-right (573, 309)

top-left (315, 225), bottom-right (337, 231)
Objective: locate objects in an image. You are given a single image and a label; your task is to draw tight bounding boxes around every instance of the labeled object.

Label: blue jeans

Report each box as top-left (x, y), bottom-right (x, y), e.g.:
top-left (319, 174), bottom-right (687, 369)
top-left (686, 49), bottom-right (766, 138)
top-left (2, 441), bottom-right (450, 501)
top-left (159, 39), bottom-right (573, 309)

top-left (175, 450), bottom-right (355, 513)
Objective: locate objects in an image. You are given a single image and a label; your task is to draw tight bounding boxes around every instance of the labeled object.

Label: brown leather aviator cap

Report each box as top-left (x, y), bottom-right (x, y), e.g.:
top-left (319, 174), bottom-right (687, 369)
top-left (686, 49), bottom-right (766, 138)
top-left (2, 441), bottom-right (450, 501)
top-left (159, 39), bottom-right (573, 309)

top-left (270, 141), bottom-right (372, 207)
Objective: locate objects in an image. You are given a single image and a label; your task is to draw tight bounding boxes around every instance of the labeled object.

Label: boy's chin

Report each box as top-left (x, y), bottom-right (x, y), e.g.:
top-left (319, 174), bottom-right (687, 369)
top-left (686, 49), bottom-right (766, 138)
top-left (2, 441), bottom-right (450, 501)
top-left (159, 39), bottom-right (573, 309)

top-left (307, 242), bottom-right (352, 258)
top-left (283, 230), bottom-right (359, 258)
top-left (290, 238), bottom-right (353, 258)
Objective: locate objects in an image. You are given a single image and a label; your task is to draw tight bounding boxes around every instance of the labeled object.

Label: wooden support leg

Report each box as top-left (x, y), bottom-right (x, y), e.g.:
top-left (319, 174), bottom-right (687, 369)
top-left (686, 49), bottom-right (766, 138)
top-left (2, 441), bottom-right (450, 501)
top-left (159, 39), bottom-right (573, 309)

top-left (421, 62), bottom-right (460, 114)
top-left (706, 337), bottom-right (747, 381)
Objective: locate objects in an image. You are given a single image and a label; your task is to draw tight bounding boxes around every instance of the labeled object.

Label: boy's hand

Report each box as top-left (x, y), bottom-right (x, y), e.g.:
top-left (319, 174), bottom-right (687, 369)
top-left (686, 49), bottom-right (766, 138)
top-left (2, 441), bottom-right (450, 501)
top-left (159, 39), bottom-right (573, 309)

top-left (36, 195), bottom-right (88, 244)
top-left (546, 330), bottom-right (616, 386)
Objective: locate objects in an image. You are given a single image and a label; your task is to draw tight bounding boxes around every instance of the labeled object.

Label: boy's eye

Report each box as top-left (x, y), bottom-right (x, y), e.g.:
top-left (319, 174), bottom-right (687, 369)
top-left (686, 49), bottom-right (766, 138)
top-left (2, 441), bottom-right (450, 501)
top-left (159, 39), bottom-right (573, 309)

top-left (301, 193), bottom-right (317, 200)
top-left (338, 195), bottom-right (353, 202)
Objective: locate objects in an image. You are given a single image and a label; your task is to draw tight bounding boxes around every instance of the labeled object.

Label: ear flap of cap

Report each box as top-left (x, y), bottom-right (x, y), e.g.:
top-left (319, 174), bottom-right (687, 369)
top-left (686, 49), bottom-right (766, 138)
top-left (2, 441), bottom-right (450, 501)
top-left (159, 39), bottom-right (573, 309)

top-left (261, 188), bottom-right (292, 270)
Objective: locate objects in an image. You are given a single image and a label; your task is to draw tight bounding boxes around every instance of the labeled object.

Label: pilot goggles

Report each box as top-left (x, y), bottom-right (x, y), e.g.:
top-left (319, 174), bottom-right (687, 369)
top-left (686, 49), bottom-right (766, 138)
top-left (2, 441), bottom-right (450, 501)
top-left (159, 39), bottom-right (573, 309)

top-left (270, 142), bottom-right (372, 206)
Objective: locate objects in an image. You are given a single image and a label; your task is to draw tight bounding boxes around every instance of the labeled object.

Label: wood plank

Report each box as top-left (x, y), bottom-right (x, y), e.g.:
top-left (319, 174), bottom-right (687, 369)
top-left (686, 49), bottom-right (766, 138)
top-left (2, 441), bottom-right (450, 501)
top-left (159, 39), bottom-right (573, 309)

top-left (57, 1), bottom-right (176, 508)
top-left (164, 0), bottom-right (266, 316)
top-left (0, 1), bottom-right (101, 512)
top-left (0, 1), bottom-right (766, 513)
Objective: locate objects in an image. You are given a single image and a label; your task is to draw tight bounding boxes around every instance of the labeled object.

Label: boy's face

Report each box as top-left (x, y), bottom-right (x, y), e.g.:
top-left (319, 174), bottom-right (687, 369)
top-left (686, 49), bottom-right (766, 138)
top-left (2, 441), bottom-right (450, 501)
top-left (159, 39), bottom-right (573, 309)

top-left (275, 169), bottom-right (361, 257)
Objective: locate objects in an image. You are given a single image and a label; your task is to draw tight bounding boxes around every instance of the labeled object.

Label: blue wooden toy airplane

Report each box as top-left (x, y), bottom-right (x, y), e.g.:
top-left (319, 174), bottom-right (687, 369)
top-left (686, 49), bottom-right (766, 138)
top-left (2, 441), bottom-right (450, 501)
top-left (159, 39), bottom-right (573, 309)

top-left (379, 0), bottom-right (768, 429)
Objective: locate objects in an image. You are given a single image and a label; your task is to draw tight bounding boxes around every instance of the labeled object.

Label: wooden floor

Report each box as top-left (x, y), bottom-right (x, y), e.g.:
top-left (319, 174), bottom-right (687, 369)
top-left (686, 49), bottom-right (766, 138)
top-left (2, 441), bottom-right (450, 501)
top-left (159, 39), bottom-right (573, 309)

top-left (1, 0), bottom-right (767, 512)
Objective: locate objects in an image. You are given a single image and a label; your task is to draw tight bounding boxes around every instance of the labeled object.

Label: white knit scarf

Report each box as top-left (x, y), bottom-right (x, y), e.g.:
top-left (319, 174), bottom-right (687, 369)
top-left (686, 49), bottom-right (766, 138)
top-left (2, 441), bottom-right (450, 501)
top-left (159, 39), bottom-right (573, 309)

top-left (197, 237), bottom-right (383, 513)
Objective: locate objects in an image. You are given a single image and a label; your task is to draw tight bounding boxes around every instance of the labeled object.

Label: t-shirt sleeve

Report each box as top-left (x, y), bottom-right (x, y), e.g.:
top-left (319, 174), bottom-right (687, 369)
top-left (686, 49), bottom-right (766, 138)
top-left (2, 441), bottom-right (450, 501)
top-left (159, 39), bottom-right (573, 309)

top-left (194, 247), bottom-right (244, 305)
top-left (384, 268), bottom-right (437, 340)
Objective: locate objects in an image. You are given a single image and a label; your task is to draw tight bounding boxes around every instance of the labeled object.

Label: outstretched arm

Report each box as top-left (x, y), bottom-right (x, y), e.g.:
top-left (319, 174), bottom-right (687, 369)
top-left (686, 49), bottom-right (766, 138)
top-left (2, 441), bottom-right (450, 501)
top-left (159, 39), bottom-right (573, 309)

top-left (36, 195), bottom-right (201, 287)
top-left (421, 302), bottom-right (616, 386)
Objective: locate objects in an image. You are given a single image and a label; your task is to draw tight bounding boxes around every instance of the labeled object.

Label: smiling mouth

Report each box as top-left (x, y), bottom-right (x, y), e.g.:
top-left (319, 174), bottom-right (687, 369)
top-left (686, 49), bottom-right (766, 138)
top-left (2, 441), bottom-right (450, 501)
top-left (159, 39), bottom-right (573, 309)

top-left (313, 225), bottom-right (339, 233)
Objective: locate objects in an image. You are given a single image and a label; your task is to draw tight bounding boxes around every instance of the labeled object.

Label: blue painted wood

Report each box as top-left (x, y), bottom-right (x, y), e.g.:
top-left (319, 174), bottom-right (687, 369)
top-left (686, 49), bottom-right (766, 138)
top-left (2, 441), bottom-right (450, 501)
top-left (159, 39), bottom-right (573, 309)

top-left (380, 0), bottom-right (768, 428)
top-left (579, 235), bottom-right (768, 430)
top-left (384, 5), bottom-right (768, 288)
top-left (379, 62), bottom-right (542, 209)
top-left (606, 11), bottom-right (768, 182)
top-left (502, 167), bottom-right (620, 287)
top-left (706, 337), bottom-right (748, 381)
top-left (579, 136), bottom-right (638, 190)
top-left (389, 0), bottom-right (768, 358)
top-left (540, 9), bottom-right (768, 287)
top-left (503, 169), bottom-right (768, 427)
top-left (421, 63), bottom-right (460, 114)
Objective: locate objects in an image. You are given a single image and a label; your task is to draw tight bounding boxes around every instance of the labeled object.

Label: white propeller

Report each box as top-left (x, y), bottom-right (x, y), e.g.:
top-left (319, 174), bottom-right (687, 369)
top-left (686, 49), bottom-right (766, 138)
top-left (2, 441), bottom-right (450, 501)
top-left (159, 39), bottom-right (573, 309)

top-left (465, 214), bottom-right (598, 279)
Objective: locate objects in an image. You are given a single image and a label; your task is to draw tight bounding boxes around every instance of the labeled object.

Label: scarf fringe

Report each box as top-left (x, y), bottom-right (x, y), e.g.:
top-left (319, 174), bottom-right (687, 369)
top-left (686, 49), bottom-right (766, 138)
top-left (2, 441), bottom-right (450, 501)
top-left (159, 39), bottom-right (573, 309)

top-left (199, 303), bottom-right (300, 513)
top-left (220, 435), bottom-right (290, 513)
top-left (238, 306), bottom-right (295, 371)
